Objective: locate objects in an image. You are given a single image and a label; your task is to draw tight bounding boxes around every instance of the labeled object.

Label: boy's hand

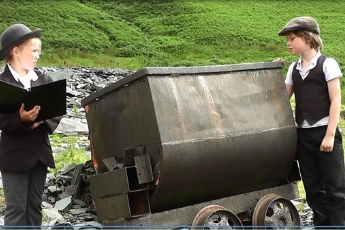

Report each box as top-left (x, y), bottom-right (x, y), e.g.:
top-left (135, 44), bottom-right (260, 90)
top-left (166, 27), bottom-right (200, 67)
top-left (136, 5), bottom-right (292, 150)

top-left (273, 58), bottom-right (285, 67)
top-left (19, 103), bottom-right (41, 122)
top-left (320, 135), bottom-right (334, 152)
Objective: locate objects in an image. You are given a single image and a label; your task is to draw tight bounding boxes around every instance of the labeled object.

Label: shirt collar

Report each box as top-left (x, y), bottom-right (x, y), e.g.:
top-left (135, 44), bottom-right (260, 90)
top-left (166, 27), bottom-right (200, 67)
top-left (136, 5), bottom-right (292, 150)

top-left (296, 50), bottom-right (322, 68)
top-left (7, 63), bottom-right (38, 82)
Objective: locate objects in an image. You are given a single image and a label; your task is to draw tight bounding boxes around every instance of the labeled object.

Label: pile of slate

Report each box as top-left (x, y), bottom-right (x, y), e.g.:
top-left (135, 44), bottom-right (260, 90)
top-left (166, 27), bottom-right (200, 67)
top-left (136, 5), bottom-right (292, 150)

top-left (42, 159), bottom-right (98, 228)
top-left (41, 66), bottom-right (134, 121)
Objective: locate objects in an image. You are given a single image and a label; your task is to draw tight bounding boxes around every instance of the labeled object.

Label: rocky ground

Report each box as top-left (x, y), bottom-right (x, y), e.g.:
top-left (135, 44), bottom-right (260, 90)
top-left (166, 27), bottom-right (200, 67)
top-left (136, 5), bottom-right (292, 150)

top-left (0, 66), bottom-right (314, 229)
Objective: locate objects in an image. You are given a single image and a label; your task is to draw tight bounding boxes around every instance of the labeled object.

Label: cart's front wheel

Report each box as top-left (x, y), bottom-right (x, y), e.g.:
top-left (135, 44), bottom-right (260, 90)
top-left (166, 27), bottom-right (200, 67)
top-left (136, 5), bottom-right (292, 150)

top-left (252, 193), bottom-right (300, 229)
top-left (192, 205), bottom-right (243, 229)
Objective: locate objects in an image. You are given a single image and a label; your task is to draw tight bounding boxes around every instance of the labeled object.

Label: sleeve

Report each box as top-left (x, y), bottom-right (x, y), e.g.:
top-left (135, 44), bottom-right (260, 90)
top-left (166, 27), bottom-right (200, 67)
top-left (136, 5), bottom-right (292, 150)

top-left (323, 58), bottom-right (343, 82)
top-left (0, 112), bottom-right (31, 135)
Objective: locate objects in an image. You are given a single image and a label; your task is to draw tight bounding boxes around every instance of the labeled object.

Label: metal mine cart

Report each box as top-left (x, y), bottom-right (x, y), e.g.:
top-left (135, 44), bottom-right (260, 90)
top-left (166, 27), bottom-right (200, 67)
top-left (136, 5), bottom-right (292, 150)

top-left (81, 62), bottom-right (302, 229)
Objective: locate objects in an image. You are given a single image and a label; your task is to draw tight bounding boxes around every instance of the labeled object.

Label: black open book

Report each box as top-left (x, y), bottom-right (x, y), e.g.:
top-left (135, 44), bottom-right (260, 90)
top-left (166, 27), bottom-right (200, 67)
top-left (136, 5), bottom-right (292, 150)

top-left (0, 79), bottom-right (67, 122)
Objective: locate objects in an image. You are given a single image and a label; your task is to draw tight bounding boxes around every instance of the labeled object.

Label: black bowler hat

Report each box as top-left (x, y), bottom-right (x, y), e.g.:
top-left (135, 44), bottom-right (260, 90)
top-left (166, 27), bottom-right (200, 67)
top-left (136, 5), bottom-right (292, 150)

top-left (0, 23), bottom-right (41, 60)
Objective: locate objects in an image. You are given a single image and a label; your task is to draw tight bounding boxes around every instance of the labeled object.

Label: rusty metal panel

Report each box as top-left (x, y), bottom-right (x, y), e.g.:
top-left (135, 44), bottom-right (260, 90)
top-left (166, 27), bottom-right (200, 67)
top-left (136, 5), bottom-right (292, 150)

top-left (149, 70), bottom-right (293, 143)
top-left (125, 166), bottom-right (149, 192)
top-left (128, 190), bottom-right (151, 217)
top-left (89, 167), bottom-right (149, 198)
top-left (150, 126), bottom-right (296, 212)
top-left (89, 169), bottom-right (128, 197)
top-left (134, 155), bottom-right (153, 184)
top-left (124, 146), bottom-right (145, 167)
top-left (102, 156), bottom-right (123, 171)
top-left (94, 191), bottom-right (151, 222)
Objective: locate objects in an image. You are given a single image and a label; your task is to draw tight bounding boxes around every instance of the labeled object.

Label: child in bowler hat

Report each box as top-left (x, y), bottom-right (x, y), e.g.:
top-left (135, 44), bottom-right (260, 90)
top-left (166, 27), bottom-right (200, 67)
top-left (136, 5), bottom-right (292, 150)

top-left (0, 23), bottom-right (62, 227)
top-left (278, 16), bottom-right (345, 227)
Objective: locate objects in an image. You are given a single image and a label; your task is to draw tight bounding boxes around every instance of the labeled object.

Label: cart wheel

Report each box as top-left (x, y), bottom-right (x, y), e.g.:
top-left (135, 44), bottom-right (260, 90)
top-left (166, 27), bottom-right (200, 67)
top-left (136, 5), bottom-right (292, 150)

top-left (192, 205), bottom-right (243, 229)
top-left (252, 193), bottom-right (300, 229)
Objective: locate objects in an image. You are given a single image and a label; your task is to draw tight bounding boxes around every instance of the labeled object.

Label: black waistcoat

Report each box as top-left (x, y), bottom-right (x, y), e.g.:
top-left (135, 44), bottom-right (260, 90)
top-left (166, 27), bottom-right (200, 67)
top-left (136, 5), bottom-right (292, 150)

top-left (292, 55), bottom-right (330, 126)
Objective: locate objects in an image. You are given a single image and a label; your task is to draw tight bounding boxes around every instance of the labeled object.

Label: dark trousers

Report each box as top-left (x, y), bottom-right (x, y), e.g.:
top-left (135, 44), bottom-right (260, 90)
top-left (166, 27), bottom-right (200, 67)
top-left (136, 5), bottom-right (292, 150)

top-left (297, 126), bottom-right (345, 227)
top-left (1, 161), bottom-right (47, 227)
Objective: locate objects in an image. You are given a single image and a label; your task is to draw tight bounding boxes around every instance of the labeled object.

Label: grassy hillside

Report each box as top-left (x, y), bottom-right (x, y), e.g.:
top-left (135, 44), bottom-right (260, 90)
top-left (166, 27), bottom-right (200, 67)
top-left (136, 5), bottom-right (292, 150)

top-left (0, 0), bottom-right (343, 70)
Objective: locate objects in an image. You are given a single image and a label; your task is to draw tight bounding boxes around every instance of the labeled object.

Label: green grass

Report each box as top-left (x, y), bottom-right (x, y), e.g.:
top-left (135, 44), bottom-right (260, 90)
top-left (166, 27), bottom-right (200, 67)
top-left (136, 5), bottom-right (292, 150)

top-left (0, 0), bottom-right (343, 68)
top-left (49, 134), bottom-right (90, 175)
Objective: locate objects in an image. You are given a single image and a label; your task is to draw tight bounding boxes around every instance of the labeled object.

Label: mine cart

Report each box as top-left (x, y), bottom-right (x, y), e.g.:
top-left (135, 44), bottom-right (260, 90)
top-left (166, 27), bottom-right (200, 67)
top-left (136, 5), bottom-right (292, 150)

top-left (81, 62), bottom-right (302, 229)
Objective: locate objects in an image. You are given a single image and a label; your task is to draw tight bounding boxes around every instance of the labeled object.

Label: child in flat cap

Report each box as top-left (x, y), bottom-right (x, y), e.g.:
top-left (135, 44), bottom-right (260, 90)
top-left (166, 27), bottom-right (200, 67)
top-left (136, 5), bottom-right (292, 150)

top-left (0, 23), bottom-right (62, 227)
top-left (278, 16), bottom-right (345, 227)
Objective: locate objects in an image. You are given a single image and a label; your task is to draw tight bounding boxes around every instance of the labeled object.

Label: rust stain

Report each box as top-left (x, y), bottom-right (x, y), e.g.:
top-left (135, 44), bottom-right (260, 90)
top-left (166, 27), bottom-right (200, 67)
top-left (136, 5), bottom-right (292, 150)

top-left (90, 139), bottom-right (99, 173)
top-left (84, 105), bottom-right (89, 113)
top-left (169, 78), bottom-right (188, 135)
top-left (198, 75), bottom-right (224, 136)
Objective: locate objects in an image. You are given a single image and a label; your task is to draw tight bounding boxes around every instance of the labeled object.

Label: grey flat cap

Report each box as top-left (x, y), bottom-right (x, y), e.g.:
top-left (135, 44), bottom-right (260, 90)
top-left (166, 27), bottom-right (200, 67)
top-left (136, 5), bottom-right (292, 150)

top-left (278, 16), bottom-right (320, 36)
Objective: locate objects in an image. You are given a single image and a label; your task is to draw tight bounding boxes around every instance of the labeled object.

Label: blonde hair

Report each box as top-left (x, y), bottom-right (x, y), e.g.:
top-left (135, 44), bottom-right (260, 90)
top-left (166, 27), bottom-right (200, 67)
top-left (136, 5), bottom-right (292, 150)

top-left (294, 30), bottom-right (323, 51)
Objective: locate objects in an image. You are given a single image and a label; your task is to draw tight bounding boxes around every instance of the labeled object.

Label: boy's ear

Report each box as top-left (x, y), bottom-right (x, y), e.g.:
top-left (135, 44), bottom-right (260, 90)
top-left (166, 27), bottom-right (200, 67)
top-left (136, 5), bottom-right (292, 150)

top-left (11, 47), bottom-right (19, 55)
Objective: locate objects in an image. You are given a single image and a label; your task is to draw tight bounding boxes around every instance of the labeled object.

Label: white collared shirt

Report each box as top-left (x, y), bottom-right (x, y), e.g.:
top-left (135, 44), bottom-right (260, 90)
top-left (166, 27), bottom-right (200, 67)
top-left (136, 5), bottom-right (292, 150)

top-left (285, 51), bottom-right (343, 128)
top-left (7, 63), bottom-right (38, 89)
